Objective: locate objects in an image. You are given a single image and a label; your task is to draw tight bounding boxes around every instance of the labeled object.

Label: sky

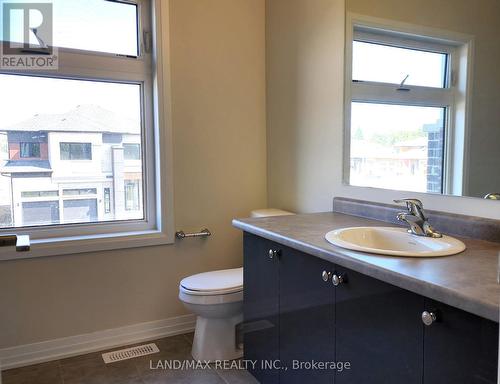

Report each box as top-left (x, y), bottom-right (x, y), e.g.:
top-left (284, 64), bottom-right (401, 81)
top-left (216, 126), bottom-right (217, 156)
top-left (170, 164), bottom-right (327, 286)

top-left (0, 1), bottom-right (141, 129)
top-left (0, 74), bottom-right (142, 129)
top-left (0, 0), bottom-right (138, 56)
top-left (353, 41), bottom-right (446, 88)
top-left (351, 102), bottom-right (444, 138)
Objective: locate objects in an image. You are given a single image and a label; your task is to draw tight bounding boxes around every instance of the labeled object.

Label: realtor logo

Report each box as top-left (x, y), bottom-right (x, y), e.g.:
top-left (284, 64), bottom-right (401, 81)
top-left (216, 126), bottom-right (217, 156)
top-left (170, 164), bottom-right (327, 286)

top-left (1, 3), bottom-right (58, 69)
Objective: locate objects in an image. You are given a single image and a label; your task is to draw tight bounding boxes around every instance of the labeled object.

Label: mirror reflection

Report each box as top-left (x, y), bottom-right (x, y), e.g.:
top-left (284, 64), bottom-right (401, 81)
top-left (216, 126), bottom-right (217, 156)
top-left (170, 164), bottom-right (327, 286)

top-left (344, 0), bottom-right (500, 199)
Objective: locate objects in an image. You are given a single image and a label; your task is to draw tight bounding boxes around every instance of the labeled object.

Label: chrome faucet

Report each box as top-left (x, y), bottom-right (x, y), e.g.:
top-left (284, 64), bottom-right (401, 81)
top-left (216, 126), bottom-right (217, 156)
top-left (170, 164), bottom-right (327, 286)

top-left (394, 199), bottom-right (442, 238)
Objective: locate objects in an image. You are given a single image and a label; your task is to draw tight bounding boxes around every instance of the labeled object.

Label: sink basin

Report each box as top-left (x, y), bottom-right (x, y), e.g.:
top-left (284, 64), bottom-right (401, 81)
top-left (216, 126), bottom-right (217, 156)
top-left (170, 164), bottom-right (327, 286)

top-left (325, 227), bottom-right (466, 257)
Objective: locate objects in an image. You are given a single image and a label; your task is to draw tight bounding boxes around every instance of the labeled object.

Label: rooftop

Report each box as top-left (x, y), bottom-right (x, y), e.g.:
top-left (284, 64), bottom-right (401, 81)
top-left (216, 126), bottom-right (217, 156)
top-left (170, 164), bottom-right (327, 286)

top-left (0, 160), bottom-right (52, 174)
top-left (1, 105), bottom-right (140, 135)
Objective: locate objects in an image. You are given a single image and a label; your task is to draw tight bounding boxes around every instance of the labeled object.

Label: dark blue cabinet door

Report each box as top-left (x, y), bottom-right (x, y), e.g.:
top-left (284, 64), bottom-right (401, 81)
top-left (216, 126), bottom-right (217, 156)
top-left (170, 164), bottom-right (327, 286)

top-left (279, 246), bottom-right (335, 384)
top-left (423, 299), bottom-right (499, 384)
top-left (335, 268), bottom-right (424, 384)
top-left (243, 233), bottom-right (280, 383)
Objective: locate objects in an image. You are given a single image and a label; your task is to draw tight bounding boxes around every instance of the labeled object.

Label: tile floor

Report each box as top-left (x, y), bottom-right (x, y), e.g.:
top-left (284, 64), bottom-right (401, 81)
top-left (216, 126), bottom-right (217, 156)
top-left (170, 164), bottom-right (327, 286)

top-left (1, 333), bottom-right (258, 384)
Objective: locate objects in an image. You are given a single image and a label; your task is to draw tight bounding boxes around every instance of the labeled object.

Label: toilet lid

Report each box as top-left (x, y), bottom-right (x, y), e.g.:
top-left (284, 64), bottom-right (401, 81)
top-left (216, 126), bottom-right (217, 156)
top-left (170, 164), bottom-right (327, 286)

top-left (180, 267), bottom-right (243, 294)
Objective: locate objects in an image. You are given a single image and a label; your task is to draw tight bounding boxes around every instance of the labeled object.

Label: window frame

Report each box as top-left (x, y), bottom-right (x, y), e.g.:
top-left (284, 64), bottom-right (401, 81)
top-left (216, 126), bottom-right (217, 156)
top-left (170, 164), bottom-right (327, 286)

top-left (344, 13), bottom-right (474, 196)
top-left (0, 0), bottom-right (175, 261)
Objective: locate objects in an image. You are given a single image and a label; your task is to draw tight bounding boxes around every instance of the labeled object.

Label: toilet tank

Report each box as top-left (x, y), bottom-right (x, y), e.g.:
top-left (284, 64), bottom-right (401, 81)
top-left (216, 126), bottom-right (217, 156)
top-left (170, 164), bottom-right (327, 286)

top-left (250, 208), bottom-right (294, 218)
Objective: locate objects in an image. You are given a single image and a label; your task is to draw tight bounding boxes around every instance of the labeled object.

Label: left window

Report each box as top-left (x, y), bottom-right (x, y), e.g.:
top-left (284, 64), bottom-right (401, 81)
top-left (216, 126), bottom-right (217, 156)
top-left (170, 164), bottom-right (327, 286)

top-left (0, 0), bottom-right (157, 242)
top-left (20, 142), bottom-right (40, 158)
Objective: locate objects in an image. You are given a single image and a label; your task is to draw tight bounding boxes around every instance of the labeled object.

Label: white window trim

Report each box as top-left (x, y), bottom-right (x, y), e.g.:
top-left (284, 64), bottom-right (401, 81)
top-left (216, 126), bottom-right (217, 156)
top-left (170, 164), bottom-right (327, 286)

top-left (0, 0), bottom-right (175, 261)
top-left (344, 12), bottom-right (474, 197)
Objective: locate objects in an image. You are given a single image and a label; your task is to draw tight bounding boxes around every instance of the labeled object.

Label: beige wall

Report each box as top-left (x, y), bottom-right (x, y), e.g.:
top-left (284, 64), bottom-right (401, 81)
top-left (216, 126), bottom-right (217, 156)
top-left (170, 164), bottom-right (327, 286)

top-left (266, 0), bottom-right (500, 219)
top-left (0, 0), bottom-right (267, 349)
top-left (266, 0), bottom-right (345, 213)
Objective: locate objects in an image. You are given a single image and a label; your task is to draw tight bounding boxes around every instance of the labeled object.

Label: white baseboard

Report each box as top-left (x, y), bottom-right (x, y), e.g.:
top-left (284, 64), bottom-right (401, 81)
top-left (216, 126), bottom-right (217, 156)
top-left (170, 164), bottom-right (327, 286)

top-left (0, 314), bottom-right (196, 371)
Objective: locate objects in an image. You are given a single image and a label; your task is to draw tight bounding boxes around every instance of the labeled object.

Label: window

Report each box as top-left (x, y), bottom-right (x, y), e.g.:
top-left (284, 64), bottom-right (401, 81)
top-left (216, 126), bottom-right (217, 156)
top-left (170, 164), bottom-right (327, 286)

top-left (62, 188), bottom-right (97, 196)
top-left (352, 41), bottom-right (448, 88)
top-left (104, 188), bottom-right (111, 214)
top-left (60, 143), bottom-right (92, 160)
top-left (0, 0), bottom-right (139, 57)
top-left (124, 180), bottom-right (140, 211)
top-left (350, 103), bottom-right (446, 193)
top-left (123, 144), bottom-right (141, 160)
top-left (21, 191), bottom-right (59, 198)
top-left (345, 19), bottom-right (469, 195)
top-left (63, 199), bottom-right (98, 224)
top-left (0, 0), bottom-right (171, 257)
top-left (20, 142), bottom-right (41, 158)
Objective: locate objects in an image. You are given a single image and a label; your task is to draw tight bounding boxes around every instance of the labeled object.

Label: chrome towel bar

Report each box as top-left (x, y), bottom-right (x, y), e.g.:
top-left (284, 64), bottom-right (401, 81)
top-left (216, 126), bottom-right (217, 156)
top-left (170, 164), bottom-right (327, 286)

top-left (175, 228), bottom-right (211, 240)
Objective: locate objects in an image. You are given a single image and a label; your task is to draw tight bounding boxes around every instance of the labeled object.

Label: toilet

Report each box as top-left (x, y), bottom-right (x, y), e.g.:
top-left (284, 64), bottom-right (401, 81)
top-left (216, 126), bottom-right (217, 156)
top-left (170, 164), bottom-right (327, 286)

top-left (178, 209), bottom-right (293, 361)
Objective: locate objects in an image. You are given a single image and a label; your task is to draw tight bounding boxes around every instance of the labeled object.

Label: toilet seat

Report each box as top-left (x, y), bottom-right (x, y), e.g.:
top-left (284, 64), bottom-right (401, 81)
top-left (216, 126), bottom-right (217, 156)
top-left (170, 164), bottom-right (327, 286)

top-left (180, 267), bottom-right (243, 295)
top-left (179, 286), bottom-right (243, 305)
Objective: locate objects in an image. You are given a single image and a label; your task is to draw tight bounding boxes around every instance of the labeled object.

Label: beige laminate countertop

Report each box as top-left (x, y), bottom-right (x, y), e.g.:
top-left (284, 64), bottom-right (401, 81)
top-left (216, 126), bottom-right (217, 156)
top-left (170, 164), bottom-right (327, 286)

top-left (233, 212), bottom-right (500, 322)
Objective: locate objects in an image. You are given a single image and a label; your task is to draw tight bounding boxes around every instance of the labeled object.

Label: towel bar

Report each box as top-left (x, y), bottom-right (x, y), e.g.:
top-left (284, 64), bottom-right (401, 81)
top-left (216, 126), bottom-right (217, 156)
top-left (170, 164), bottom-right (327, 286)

top-left (175, 228), bottom-right (211, 240)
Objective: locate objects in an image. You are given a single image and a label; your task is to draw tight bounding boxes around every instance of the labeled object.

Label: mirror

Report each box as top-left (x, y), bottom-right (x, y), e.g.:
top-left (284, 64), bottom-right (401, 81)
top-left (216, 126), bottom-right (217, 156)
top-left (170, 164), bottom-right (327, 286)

top-left (344, 0), bottom-right (500, 199)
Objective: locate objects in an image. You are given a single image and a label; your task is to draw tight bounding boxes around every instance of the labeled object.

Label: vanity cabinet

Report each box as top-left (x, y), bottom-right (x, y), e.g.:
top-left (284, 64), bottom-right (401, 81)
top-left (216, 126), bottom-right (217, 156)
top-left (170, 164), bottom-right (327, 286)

top-left (243, 233), bottom-right (499, 384)
top-left (279, 244), bottom-right (335, 383)
top-left (335, 267), bottom-right (424, 384)
top-left (422, 299), bottom-right (499, 384)
top-left (243, 233), bottom-right (280, 383)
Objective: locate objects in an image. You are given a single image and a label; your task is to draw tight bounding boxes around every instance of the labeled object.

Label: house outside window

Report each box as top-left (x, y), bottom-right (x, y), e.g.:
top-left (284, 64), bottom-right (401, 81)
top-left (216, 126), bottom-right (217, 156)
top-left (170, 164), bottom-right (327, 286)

top-left (60, 143), bottom-right (92, 160)
top-left (20, 142), bottom-right (41, 158)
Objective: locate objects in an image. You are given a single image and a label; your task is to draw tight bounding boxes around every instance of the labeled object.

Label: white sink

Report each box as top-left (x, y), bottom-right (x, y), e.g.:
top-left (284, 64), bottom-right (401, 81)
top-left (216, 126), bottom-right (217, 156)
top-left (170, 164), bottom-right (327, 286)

top-left (325, 227), bottom-right (466, 257)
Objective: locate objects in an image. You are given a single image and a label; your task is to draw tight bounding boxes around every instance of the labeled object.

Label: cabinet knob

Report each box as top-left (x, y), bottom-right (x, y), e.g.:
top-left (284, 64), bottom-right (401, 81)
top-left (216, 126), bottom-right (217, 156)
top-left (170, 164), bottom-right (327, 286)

top-left (332, 273), bottom-right (346, 286)
top-left (422, 311), bottom-right (437, 326)
top-left (322, 271), bottom-right (332, 282)
top-left (268, 249), bottom-right (280, 260)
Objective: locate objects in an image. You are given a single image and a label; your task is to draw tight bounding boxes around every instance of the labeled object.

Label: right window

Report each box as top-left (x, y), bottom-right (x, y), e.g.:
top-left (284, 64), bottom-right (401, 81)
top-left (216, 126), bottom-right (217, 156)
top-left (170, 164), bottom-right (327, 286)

top-left (346, 22), bottom-right (469, 195)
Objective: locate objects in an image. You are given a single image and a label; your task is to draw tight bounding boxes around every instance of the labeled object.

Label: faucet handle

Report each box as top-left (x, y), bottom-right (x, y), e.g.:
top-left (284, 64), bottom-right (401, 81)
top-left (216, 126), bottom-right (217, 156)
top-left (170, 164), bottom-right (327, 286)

top-left (394, 198), bottom-right (426, 219)
top-left (394, 198), bottom-right (423, 209)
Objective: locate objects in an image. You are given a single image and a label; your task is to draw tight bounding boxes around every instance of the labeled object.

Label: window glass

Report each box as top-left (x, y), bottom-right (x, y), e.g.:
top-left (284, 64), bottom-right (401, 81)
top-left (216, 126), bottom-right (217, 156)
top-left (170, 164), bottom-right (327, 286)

top-left (21, 191), bottom-right (59, 198)
top-left (350, 102), bottom-right (445, 193)
top-left (352, 41), bottom-right (447, 88)
top-left (0, 74), bottom-right (144, 228)
top-left (62, 188), bottom-right (97, 196)
top-left (22, 201), bottom-right (59, 226)
top-left (63, 199), bottom-right (98, 224)
top-left (123, 143), bottom-right (141, 160)
top-left (124, 180), bottom-right (140, 211)
top-left (19, 142), bottom-right (41, 158)
top-left (0, 0), bottom-right (139, 56)
top-left (60, 143), bottom-right (92, 160)
top-left (104, 187), bottom-right (111, 214)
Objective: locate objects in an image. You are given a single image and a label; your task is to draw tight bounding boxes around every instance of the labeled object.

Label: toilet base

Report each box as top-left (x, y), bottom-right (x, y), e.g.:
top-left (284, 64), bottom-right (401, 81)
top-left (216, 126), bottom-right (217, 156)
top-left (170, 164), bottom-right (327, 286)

top-left (191, 313), bottom-right (243, 361)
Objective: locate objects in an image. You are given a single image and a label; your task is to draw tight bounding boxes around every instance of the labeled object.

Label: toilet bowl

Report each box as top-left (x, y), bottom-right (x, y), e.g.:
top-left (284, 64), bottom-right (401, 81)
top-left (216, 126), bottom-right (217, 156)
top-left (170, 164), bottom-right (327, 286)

top-left (179, 268), bottom-right (244, 361)
top-left (178, 208), bottom-right (293, 361)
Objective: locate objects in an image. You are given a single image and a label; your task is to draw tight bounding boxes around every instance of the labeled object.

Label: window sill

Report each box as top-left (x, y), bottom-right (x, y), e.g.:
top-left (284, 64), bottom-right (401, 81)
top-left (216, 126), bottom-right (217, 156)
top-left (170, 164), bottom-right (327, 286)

top-left (0, 230), bottom-right (175, 262)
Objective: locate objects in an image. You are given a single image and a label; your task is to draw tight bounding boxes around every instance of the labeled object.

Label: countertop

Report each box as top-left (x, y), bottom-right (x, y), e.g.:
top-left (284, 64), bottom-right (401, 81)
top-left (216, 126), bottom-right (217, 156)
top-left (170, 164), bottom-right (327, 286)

top-left (233, 212), bottom-right (500, 322)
